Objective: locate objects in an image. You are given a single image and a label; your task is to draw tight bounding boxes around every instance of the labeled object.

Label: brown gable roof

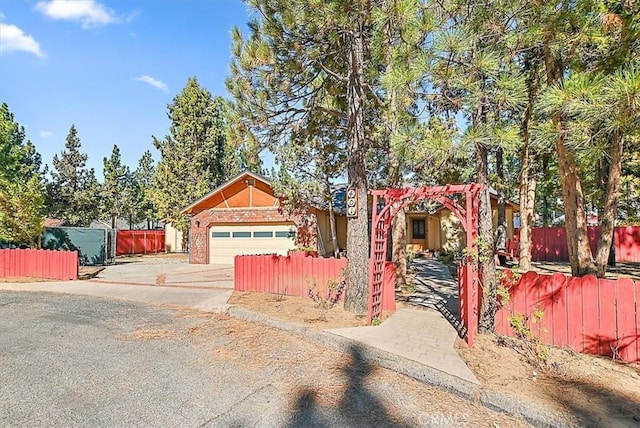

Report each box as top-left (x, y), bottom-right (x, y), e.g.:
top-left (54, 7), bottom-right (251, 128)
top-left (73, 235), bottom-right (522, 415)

top-left (180, 170), bottom-right (275, 215)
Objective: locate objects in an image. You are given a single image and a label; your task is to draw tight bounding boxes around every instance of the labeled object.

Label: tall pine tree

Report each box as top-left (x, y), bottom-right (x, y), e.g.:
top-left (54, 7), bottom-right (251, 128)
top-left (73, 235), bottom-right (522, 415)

top-left (47, 125), bottom-right (100, 226)
top-left (101, 145), bottom-right (135, 229)
top-left (151, 78), bottom-right (239, 232)
top-left (0, 103), bottom-right (45, 246)
top-left (227, 0), bottom-right (387, 314)
top-left (134, 150), bottom-right (157, 229)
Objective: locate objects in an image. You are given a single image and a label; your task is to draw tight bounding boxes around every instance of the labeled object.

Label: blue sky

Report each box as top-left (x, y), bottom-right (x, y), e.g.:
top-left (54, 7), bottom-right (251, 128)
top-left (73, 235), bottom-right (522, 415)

top-left (0, 0), bottom-right (260, 178)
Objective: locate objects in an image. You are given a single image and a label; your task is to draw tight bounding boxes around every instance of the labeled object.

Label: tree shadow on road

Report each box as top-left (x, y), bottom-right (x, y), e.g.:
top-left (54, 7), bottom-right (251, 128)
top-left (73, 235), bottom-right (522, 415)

top-left (286, 344), bottom-right (411, 427)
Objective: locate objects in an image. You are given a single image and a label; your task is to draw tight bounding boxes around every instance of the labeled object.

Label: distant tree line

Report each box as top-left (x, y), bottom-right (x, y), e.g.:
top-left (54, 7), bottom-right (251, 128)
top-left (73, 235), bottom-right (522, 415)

top-left (0, 77), bottom-right (260, 247)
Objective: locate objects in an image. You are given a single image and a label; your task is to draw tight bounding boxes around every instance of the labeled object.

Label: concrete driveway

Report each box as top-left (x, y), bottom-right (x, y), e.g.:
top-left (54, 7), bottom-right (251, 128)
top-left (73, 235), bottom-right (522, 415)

top-left (0, 259), bottom-right (235, 312)
top-left (91, 259), bottom-right (234, 289)
top-left (0, 292), bottom-right (527, 427)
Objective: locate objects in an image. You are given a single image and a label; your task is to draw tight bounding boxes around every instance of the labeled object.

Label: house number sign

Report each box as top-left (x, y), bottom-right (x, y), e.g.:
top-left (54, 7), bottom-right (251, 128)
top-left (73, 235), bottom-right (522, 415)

top-left (346, 188), bottom-right (358, 218)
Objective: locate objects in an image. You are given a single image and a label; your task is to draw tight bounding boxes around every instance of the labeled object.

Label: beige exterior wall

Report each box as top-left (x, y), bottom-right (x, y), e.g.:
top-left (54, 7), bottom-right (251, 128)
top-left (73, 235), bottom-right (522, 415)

top-left (439, 211), bottom-right (464, 253)
top-left (404, 201), bottom-right (519, 254)
top-left (316, 210), bottom-right (347, 256)
top-left (428, 216), bottom-right (440, 249)
top-left (164, 223), bottom-right (184, 252)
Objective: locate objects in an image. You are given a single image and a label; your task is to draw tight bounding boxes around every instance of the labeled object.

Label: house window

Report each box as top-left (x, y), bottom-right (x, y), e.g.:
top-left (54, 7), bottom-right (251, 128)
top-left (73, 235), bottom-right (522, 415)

top-left (253, 231), bottom-right (273, 238)
top-left (275, 230), bottom-right (295, 239)
top-left (232, 231), bottom-right (251, 238)
top-left (412, 219), bottom-right (426, 239)
top-left (212, 232), bottom-right (230, 238)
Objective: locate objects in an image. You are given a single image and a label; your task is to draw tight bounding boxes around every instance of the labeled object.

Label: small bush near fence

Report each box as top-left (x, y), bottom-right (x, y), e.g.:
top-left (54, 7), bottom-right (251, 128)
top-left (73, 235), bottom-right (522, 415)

top-left (494, 270), bottom-right (640, 364)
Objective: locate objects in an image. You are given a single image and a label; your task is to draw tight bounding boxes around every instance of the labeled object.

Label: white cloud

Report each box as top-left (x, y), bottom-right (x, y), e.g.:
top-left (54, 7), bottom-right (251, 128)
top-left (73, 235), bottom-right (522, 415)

top-left (36, 0), bottom-right (118, 29)
top-left (135, 75), bottom-right (169, 92)
top-left (39, 131), bottom-right (53, 138)
top-left (0, 23), bottom-right (44, 57)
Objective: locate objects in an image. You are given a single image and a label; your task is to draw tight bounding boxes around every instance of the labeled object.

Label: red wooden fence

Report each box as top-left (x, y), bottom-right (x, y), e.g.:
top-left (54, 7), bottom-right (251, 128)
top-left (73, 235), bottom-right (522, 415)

top-left (116, 230), bottom-right (165, 256)
top-left (0, 249), bottom-right (78, 280)
top-left (235, 254), bottom-right (348, 299)
top-left (235, 254), bottom-right (396, 311)
top-left (495, 271), bottom-right (639, 363)
top-left (518, 226), bottom-right (640, 263)
top-left (616, 226), bottom-right (640, 263)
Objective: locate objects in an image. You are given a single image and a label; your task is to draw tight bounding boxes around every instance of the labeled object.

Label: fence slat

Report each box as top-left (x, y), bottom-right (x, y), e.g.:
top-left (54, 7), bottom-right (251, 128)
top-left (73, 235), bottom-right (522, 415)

top-left (615, 278), bottom-right (638, 363)
top-left (566, 276), bottom-right (584, 353)
top-left (598, 278), bottom-right (618, 358)
top-left (548, 273), bottom-right (568, 348)
top-left (581, 275), bottom-right (600, 356)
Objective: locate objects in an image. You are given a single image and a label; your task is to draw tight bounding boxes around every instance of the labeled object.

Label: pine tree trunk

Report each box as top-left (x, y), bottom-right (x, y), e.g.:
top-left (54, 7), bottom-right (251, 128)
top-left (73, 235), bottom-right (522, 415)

top-left (518, 48), bottom-right (541, 271)
top-left (343, 21), bottom-right (369, 315)
top-left (478, 142), bottom-right (498, 332)
top-left (519, 171), bottom-right (537, 272)
top-left (595, 132), bottom-right (624, 276)
top-left (392, 208), bottom-right (407, 290)
top-left (554, 126), bottom-right (596, 276)
top-left (544, 40), bottom-right (595, 277)
top-left (496, 147), bottom-right (507, 252)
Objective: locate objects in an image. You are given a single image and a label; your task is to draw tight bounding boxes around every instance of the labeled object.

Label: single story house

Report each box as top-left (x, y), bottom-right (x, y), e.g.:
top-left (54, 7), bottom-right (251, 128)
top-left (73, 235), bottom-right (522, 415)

top-left (406, 192), bottom-right (520, 254)
top-left (180, 171), bottom-right (347, 264)
top-left (178, 173), bottom-right (519, 263)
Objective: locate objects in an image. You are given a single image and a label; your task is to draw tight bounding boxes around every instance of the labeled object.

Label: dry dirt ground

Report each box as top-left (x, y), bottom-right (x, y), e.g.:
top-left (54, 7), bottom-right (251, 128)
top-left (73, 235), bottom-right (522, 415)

top-left (530, 261), bottom-right (640, 281)
top-left (231, 291), bottom-right (640, 427)
top-left (0, 276), bottom-right (50, 283)
top-left (146, 307), bottom-right (531, 427)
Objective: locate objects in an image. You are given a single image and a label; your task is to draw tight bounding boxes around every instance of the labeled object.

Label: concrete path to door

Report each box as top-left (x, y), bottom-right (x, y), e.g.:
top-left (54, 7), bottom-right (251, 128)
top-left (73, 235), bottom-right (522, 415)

top-left (0, 260), bottom-right (235, 312)
top-left (328, 258), bottom-right (479, 386)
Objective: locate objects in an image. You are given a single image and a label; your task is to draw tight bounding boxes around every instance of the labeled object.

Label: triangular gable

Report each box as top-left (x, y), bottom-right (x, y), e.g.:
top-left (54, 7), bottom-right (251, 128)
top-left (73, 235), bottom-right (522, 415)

top-left (181, 170), bottom-right (277, 214)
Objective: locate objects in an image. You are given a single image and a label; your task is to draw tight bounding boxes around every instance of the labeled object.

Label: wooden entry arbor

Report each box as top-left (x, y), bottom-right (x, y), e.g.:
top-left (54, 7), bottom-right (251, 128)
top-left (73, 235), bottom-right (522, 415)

top-left (368, 184), bottom-right (485, 347)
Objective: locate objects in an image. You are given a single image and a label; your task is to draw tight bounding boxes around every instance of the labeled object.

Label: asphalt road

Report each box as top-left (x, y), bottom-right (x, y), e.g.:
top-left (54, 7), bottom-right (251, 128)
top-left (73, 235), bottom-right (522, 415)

top-left (0, 291), bottom-right (528, 427)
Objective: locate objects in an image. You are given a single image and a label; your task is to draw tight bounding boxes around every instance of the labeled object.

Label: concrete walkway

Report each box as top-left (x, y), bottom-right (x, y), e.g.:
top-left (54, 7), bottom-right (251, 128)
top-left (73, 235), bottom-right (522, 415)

top-left (328, 308), bottom-right (478, 384)
top-left (328, 258), bottom-right (478, 385)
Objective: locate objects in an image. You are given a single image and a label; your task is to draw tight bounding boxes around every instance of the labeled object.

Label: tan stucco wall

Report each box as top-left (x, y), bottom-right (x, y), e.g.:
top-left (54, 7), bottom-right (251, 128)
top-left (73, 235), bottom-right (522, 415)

top-left (316, 210), bottom-right (347, 256)
top-left (164, 223), bottom-right (184, 252)
top-left (428, 216), bottom-right (440, 249)
top-left (404, 202), bottom-right (519, 254)
top-left (439, 211), bottom-right (464, 253)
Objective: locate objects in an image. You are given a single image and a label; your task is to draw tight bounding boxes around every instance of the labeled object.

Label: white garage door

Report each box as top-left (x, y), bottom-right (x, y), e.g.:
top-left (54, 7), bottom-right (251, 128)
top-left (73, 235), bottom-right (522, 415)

top-left (208, 224), bottom-right (297, 264)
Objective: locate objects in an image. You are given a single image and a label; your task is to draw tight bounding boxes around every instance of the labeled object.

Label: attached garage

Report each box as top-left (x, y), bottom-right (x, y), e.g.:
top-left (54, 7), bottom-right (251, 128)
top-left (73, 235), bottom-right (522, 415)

top-left (208, 223), bottom-right (296, 264)
top-left (181, 171), bottom-right (324, 265)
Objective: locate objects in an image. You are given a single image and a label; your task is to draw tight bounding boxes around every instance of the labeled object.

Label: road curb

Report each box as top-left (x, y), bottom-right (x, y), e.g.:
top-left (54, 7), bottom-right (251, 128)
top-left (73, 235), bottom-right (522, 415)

top-left (225, 305), bottom-right (578, 428)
